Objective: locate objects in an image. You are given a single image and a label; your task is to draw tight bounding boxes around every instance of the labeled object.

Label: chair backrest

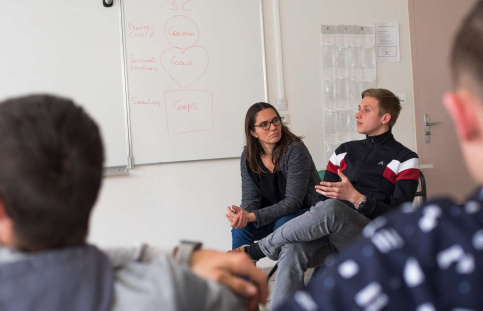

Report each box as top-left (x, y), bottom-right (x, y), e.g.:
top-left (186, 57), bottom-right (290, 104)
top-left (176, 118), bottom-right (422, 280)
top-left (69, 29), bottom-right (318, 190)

top-left (415, 170), bottom-right (427, 204)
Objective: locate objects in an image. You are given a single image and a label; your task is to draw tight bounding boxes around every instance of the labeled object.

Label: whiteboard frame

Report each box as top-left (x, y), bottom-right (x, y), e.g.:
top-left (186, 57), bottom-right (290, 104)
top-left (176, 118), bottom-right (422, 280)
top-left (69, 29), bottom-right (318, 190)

top-left (119, 0), bottom-right (135, 170)
top-left (118, 0), bottom-right (267, 168)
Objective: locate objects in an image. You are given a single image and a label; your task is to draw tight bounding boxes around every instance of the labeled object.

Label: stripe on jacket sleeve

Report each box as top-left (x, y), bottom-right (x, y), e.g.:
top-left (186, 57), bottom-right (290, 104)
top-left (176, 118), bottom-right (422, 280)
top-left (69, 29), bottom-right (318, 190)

top-left (383, 167), bottom-right (397, 184)
top-left (397, 168), bottom-right (420, 181)
top-left (398, 158), bottom-right (420, 172)
top-left (396, 158), bottom-right (420, 181)
top-left (383, 158), bottom-right (420, 184)
top-left (327, 152), bottom-right (347, 174)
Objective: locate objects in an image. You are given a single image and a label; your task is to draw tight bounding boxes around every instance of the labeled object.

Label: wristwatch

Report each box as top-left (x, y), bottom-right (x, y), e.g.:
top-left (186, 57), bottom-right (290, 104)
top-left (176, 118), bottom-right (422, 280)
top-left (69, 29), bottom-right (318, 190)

top-left (356, 195), bottom-right (366, 209)
top-left (173, 240), bottom-right (202, 268)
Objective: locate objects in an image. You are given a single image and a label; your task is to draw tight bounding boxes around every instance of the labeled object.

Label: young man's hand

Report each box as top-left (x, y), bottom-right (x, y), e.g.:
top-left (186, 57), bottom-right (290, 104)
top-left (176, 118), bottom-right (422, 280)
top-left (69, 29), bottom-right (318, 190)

top-left (190, 249), bottom-right (268, 310)
top-left (315, 169), bottom-right (364, 207)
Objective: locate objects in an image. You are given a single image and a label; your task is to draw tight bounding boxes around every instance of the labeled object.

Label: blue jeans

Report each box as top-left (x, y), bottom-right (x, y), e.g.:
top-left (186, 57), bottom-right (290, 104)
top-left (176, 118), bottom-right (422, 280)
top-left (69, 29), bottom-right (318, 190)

top-left (231, 208), bottom-right (310, 249)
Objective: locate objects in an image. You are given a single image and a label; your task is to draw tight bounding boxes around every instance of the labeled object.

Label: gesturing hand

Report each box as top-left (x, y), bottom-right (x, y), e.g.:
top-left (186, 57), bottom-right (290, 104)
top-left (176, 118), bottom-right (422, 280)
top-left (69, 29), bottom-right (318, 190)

top-left (315, 169), bottom-right (364, 206)
top-left (191, 250), bottom-right (268, 311)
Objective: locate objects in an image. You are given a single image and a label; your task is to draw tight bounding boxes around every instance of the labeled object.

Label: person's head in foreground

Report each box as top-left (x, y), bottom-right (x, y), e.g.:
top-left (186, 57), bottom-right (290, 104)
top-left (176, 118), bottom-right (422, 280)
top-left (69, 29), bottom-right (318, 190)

top-left (0, 94), bottom-right (103, 251)
top-left (446, 0), bottom-right (483, 185)
top-left (0, 94), bottom-right (267, 311)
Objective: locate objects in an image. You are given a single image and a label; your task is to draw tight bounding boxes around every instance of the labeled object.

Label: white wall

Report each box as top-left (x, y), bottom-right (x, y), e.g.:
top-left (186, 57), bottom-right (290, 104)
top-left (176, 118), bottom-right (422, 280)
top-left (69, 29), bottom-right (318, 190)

top-left (264, 0), bottom-right (416, 167)
top-left (89, 0), bottom-right (416, 255)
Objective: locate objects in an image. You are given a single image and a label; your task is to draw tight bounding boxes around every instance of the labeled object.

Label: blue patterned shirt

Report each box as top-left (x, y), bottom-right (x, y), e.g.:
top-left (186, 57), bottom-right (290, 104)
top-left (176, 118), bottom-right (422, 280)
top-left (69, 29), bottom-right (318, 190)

top-left (277, 188), bottom-right (483, 311)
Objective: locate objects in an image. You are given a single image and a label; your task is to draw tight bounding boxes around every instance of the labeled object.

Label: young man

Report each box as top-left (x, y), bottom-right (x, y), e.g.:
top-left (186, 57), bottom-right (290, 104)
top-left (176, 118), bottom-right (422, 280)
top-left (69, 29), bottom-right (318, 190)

top-left (232, 88), bottom-right (420, 309)
top-left (0, 94), bottom-right (267, 311)
top-left (278, 2), bottom-right (483, 310)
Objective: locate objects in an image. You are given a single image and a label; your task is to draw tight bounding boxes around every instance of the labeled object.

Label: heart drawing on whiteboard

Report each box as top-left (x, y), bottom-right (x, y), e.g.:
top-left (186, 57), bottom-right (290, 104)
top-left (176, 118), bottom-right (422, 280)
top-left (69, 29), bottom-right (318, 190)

top-left (161, 46), bottom-right (209, 89)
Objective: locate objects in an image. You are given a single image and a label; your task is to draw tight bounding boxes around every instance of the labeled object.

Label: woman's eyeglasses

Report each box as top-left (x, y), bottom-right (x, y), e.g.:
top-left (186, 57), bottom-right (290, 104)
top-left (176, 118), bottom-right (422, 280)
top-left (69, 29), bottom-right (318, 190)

top-left (255, 117), bottom-right (281, 131)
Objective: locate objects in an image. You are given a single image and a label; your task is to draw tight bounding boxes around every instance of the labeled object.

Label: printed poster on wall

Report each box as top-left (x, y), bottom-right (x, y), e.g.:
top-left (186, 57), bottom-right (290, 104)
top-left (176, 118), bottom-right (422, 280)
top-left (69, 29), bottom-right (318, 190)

top-left (376, 22), bottom-right (400, 63)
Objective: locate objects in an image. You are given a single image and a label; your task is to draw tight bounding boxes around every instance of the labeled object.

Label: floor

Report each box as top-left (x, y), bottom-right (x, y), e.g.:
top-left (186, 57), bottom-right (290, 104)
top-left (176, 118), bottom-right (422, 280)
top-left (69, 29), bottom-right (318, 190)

top-left (258, 264), bottom-right (314, 311)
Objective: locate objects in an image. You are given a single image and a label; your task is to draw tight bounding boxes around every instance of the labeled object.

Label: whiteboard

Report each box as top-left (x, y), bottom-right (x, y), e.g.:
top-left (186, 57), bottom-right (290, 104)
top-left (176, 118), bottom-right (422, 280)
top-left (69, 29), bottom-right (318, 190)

top-left (121, 0), bottom-right (267, 164)
top-left (0, 1), bottom-right (128, 168)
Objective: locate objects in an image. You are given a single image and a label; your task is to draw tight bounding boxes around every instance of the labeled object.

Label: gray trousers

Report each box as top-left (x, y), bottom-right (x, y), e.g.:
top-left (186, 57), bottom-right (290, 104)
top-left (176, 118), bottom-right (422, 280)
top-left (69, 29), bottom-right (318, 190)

top-left (259, 199), bottom-right (370, 309)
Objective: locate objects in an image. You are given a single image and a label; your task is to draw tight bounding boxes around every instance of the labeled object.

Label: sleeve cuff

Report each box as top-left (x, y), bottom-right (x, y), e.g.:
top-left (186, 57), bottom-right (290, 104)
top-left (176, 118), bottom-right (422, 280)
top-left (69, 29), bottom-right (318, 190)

top-left (358, 197), bottom-right (375, 216)
top-left (252, 210), bottom-right (263, 228)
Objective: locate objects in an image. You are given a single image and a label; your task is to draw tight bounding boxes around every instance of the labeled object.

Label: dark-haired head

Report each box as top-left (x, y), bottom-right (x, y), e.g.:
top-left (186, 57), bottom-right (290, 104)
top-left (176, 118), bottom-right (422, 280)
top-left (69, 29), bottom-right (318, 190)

top-left (244, 102), bottom-right (302, 173)
top-left (0, 94), bottom-right (104, 251)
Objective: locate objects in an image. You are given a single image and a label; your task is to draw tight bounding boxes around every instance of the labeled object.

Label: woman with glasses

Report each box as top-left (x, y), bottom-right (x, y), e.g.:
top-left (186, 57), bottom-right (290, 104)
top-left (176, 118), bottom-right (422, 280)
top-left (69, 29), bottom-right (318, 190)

top-left (226, 102), bottom-right (322, 251)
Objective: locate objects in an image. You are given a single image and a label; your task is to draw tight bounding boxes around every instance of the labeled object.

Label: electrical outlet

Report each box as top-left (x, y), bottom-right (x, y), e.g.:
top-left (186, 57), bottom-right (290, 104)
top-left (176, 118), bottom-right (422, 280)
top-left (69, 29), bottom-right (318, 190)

top-left (277, 99), bottom-right (288, 111)
top-left (280, 114), bottom-right (290, 125)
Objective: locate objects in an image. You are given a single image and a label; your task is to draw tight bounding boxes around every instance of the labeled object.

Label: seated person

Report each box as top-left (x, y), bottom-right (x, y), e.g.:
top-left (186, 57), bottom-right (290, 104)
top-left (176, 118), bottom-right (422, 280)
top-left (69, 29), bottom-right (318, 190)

top-left (226, 102), bottom-right (322, 250)
top-left (0, 94), bottom-right (267, 311)
top-left (235, 88), bottom-right (420, 309)
top-left (278, 6), bottom-right (483, 308)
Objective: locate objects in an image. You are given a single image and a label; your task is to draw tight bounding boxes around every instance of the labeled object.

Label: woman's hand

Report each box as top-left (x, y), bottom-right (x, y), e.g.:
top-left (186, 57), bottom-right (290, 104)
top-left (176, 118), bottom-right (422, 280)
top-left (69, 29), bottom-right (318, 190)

top-left (225, 205), bottom-right (256, 228)
top-left (315, 169), bottom-right (364, 206)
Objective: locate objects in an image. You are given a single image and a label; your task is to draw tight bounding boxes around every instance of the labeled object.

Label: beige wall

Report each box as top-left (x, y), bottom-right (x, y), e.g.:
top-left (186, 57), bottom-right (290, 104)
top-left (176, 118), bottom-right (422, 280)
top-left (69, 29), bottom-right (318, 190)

top-left (89, 0), bottom-right (417, 253)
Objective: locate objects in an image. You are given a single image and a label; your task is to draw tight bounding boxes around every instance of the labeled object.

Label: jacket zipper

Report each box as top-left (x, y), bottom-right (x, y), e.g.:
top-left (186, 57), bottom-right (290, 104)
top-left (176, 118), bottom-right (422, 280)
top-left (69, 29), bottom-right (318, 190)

top-left (354, 137), bottom-right (377, 184)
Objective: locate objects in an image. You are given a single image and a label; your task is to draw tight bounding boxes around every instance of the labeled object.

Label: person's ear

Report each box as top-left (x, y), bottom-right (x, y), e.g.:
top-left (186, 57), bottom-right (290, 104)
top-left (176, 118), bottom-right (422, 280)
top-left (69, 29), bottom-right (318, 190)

top-left (0, 197), bottom-right (14, 247)
top-left (381, 113), bottom-right (392, 125)
top-left (444, 91), bottom-right (481, 142)
top-left (0, 199), bottom-right (7, 221)
top-left (250, 129), bottom-right (259, 139)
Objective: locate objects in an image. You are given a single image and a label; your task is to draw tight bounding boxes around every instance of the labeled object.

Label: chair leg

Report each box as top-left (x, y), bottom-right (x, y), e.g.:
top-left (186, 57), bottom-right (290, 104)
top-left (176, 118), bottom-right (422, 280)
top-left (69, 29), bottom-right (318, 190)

top-left (267, 263), bottom-right (278, 281)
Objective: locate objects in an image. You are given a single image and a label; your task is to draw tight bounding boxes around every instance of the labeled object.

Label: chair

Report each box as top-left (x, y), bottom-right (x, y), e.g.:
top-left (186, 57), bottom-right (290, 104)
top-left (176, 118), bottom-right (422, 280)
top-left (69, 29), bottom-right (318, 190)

top-left (415, 170), bottom-right (427, 204)
top-left (266, 169), bottom-right (427, 282)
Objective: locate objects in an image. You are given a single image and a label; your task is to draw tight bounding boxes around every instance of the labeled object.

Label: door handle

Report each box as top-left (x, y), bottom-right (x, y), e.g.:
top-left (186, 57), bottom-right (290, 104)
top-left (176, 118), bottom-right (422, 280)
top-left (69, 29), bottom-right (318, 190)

top-left (424, 114), bottom-right (441, 143)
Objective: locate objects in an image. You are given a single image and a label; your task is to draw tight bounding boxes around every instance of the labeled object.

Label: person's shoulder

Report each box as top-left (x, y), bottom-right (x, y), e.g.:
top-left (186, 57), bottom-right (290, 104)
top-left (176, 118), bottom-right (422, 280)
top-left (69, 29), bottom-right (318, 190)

top-left (372, 193), bottom-right (481, 241)
top-left (240, 148), bottom-right (248, 161)
top-left (339, 195), bottom-right (478, 262)
top-left (287, 140), bottom-right (305, 149)
top-left (314, 194), bottom-right (482, 301)
top-left (281, 141), bottom-right (313, 167)
top-left (335, 139), bottom-right (362, 154)
top-left (285, 140), bottom-right (309, 155)
top-left (391, 137), bottom-right (418, 160)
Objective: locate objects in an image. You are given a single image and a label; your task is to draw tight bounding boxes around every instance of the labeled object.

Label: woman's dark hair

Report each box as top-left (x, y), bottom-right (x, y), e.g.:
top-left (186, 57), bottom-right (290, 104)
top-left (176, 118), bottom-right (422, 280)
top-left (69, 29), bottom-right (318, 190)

top-left (244, 102), bottom-right (303, 173)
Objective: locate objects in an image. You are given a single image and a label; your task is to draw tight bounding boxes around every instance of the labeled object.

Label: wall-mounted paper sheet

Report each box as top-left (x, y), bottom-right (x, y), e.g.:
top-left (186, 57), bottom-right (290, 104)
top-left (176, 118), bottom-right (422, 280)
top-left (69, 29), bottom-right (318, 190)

top-left (376, 22), bottom-right (400, 63)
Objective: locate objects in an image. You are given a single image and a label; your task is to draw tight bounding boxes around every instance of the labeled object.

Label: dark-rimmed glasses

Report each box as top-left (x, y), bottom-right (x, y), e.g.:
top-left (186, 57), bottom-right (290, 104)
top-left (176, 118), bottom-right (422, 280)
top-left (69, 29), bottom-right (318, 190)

top-left (254, 117), bottom-right (281, 131)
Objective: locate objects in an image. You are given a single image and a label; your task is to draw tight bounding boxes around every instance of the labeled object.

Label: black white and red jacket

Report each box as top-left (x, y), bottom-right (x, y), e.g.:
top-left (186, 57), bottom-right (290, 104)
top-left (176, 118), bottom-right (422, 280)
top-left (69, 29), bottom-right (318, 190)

top-left (325, 129), bottom-right (419, 220)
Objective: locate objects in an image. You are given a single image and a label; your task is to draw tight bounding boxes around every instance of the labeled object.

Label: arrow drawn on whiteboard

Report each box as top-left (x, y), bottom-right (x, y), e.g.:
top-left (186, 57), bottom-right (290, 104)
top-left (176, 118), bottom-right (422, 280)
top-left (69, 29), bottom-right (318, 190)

top-left (160, 46), bottom-right (209, 89)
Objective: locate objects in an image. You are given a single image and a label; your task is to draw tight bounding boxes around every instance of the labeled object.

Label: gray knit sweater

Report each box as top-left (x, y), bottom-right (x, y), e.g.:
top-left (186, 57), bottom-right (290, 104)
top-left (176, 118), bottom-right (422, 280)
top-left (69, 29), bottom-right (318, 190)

top-left (240, 141), bottom-right (323, 227)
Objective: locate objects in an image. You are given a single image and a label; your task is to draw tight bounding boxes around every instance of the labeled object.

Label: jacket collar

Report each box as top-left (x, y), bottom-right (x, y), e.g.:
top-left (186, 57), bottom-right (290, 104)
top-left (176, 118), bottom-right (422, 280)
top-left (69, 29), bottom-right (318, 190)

top-left (365, 129), bottom-right (394, 146)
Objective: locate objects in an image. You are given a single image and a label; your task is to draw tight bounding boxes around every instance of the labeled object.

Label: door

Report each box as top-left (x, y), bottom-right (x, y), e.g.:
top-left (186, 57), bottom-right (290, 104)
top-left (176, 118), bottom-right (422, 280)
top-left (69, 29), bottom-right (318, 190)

top-left (409, 0), bottom-right (477, 202)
